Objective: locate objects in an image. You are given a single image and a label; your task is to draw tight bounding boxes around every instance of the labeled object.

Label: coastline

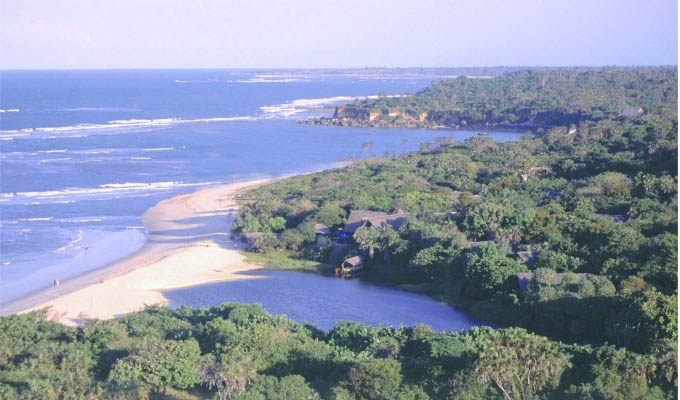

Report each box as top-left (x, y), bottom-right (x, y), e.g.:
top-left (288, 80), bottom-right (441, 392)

top-left (0, 178), bottom-right (272, 325)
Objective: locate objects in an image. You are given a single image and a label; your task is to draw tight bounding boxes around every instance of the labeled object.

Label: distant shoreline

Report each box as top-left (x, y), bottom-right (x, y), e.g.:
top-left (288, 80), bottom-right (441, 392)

top-left (0, 178), bottom-right (272, 324)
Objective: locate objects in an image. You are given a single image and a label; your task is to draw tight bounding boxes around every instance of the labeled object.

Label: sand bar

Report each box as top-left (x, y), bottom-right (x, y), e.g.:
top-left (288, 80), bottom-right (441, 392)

top-left (0, 178), bottom-right (271, 325)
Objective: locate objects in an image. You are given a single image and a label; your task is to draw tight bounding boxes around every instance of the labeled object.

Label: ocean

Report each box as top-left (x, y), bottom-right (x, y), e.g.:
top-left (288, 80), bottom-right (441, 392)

top-left (0, 69), bottom-right (521, 304)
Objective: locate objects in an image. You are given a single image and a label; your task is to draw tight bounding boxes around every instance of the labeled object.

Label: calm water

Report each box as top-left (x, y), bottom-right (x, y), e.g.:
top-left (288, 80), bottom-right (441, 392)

top-left (165, 270), bottom-right (486, 332)
top-left (0, 69), bottom-right (522, 303)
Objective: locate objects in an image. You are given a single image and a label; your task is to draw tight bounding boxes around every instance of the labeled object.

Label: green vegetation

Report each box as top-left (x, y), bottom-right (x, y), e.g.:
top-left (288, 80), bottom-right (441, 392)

top-left (2, 68), bottom-right (675, 399)
top-left (241, 251), bottom-right (332, 273)
top-left (233, 67), bottom-right (677, 397)
top-left (1, 305), bottom-right (676, 399)
top-left (303, 67), bottom-right (677, 130)
top-left (304, 67), bottom-right (676, 130)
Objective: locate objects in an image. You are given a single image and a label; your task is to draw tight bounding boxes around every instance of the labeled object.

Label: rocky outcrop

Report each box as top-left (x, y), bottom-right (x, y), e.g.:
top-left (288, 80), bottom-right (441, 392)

top-left (302, 105), bottom-right (551, 130)
top-left (313, 106), bottom-right (435, 128)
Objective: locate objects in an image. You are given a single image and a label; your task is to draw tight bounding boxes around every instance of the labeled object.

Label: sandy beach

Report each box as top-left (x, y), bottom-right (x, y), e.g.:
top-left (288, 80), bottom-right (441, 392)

top-left (2, 178), bottom-right (271, 326)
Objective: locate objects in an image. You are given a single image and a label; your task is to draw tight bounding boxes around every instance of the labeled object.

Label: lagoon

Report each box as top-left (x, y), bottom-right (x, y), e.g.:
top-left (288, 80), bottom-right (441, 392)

top-left (164, 269), bottom-right (488, 332)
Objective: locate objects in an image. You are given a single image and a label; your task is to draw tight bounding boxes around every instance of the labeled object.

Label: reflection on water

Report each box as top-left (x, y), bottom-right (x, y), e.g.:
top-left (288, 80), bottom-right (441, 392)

top-left (164, 269), bottom-right (490, 331)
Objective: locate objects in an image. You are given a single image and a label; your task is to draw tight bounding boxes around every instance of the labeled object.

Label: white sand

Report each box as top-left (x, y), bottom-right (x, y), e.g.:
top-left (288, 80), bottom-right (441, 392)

top-left (22, 179), bottom-right (270, 326)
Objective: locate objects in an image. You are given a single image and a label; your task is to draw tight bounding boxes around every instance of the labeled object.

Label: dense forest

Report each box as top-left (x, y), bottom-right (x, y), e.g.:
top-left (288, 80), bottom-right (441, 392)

top-left (1, 68), bottom-right (676, 399)
top-left (303, 68), bottom-right (676, 130)
top-left (233, 68), bottom-right (678, 397)
top-left (1, 304), bottom-right (676, 399)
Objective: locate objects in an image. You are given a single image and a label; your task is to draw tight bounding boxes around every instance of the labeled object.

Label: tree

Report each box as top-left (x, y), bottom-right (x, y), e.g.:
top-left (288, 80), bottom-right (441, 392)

top-left (353, 225), bottom-right (381, 258)
top-left (108, 339), bottom-right (201, 395)
top-left (378, 226), bottom-right (408, 266)
top-left (267, 216), bottom-right (287, 232)
top-left (348, 358), bottom-right (403, 400)
top-left (470, 327), bottom-right (571, 400)
top-left (241, 375), bottom-right (319, 400)
top-left (410, 243), bottom-right (460, 281)
top-left (252, 232), bottom-right (279, 253)
top-left (606, 288), bottom-right (677, 352)
top-left (464, 244), bottom-right (526, 298)
top-left (198, 350), bottom-right (256, 400)
top-left (315, 203), bottom-right (347, 229)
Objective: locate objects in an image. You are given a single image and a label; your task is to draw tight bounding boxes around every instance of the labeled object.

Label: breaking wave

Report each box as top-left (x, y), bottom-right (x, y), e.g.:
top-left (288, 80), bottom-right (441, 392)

top-left (261, 94), bottom-right (400, 119)
top-left (0, 116), bottom-right (256, 139)
top-left (1, 181), bottom-right (221, 205)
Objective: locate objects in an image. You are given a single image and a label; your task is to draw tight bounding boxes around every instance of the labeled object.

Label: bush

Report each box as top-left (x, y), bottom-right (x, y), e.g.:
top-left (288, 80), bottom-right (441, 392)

top-left (348, 359), bottom-right (403, 400)
top-left (108, 339), bottom-right (201, 394)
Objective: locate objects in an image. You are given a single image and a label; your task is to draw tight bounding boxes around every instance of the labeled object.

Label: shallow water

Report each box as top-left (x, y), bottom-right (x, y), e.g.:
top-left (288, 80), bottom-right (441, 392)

top-left (164, 270), bottom-right (488, 332)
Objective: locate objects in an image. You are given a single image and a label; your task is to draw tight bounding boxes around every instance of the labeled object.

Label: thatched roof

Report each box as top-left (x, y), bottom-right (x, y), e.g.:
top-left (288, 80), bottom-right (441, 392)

top-left (344, 210), bottom-right (388, 233)
top-left (343, 210), bottom-right (408, 233)
top-left (314, 223), bottom-right (330, 235)
top-left (343, 256), bottom-right (363, 267)
top-left (364, 213), bottom-right (408, 231)
top-left (517, 251), bottom-right (538, 264)
top-left (618, 106), bottom-right (644, 119)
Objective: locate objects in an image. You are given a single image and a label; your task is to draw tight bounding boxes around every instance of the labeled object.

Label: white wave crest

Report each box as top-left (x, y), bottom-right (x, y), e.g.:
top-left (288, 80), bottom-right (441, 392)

top-left (175, 79), bottom-right (220, 83)
top-left (54, 230), bottom-right (84, 253)
top-left (37, 149), bottom-right (68, 153)
top-left (58, 217), bottom-right (106, 223)
top-left (0, 181), bottom-right (221, 205)
top-left (72, 149), bottom-right (115, 155)
top-left (0, 115), bottom-right (256, 139)
top-left (260, 94), bottom-right (400, 119)
top-left (38, 158), bottom-right (72, 163)
top-left (62, 107), bottom-right (139, 112)
top-left (237, 76), bottom-right (303, 83)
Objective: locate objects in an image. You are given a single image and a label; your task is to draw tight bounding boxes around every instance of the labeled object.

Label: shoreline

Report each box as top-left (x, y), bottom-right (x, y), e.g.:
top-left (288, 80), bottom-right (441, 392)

top-left (0, 178), bottom-right (272, 325)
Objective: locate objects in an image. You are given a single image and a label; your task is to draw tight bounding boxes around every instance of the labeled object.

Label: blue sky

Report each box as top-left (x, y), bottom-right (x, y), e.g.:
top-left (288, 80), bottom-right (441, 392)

top-left (1, 0), bottom-right (677, 69)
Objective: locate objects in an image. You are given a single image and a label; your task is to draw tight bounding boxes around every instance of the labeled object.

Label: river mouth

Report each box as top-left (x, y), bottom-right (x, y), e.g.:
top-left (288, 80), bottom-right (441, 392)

top-left (163, 269), bottom-right (489, 332)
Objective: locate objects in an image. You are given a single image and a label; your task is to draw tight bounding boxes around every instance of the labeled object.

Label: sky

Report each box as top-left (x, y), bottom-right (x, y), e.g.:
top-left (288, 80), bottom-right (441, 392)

top-left (0, 0), bottom-right (677, 69)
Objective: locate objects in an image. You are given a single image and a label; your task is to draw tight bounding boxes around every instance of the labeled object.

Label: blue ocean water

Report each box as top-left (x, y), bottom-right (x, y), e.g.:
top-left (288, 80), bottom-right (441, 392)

top-left (0, 70), bottom-right (521, 304)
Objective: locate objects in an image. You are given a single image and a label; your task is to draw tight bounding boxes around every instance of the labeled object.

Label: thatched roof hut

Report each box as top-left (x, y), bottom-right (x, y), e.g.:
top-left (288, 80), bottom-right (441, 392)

top-left (517, 251), bottom-right (539, 265)
top-left (343, 256), bottom-right (363, 268)
top-left (314, 223), bottom-right (330, 235)
top-left (617, 106), bottom-right (644, 119)
top-left (343, 210), bottom-right (408, 233)
top-left (336, 256), bottom-right (364, 276)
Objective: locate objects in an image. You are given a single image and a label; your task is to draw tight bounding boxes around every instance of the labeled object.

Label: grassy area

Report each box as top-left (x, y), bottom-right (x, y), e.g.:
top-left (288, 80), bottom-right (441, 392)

top-left (240, 249), bottom-right (334, 274)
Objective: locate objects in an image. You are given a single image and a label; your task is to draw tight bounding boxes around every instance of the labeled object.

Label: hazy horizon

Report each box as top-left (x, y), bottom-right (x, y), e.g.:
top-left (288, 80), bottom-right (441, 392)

top-left (1, 65), bottom-right (677, 71)
top-left (1, 0), bottom-right (677, 70)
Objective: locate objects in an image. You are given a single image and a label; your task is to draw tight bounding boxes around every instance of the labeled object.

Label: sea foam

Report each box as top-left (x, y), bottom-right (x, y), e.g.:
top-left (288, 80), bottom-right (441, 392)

top-left (260, 94), bottom-right (400, 119)
top-left (0, 181), bottom-right (221, 205)
top-left (0, 116), bottom-right (257, 139)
